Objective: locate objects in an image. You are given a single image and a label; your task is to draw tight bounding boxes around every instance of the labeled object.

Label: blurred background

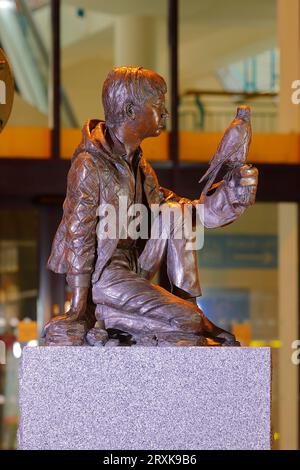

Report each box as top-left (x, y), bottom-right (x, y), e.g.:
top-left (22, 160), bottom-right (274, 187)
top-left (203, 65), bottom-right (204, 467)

top-left (0, 0), bottom-right (299, 450)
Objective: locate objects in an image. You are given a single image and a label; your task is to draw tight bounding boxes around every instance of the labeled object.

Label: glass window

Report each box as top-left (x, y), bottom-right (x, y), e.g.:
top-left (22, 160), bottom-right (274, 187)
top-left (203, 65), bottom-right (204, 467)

top-left (60, 0), bottom-right (169, 159)
top-left (0, 209), bottom-right (38, 449)
top-left (0, 1), bottom-right (50, 128)
top-left (197, 202), bottom-right (298, 449)
top-left (179, 1), bottom-right (278, 134)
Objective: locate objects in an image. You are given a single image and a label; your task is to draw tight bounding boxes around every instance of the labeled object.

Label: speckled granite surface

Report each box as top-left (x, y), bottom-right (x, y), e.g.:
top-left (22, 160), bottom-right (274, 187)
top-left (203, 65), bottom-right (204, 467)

top-left (18, 347), bottom-right (271, 450)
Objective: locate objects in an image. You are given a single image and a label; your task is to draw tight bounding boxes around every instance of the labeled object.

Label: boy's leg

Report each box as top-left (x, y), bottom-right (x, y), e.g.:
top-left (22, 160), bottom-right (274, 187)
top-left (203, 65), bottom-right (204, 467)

top-left (92, 262), bottom-right (221, 345)
top-left (139, 202), bottom-right (202, 297)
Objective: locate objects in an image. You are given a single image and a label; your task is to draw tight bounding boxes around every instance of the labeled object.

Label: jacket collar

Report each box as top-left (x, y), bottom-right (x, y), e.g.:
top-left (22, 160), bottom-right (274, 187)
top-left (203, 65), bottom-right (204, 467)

top-left (73, 119), bottom-right (160, 205)
top-left (75, 119), bottom-right (143, 164)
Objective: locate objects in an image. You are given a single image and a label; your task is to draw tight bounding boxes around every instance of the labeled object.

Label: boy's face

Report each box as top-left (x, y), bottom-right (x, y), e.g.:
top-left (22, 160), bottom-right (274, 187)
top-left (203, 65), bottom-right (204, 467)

top-left (130, 93), bottom-right (169, 139)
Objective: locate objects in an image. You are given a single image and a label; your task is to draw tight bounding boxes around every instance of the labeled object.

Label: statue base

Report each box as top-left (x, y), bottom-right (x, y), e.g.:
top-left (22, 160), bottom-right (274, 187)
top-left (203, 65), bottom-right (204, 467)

top-left (18, 346), bottom-right (271, 450)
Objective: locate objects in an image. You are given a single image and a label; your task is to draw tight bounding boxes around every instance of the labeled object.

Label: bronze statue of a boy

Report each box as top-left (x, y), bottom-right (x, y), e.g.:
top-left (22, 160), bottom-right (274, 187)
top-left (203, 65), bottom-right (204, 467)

top-left (43, 66), bottom-right (258, 347)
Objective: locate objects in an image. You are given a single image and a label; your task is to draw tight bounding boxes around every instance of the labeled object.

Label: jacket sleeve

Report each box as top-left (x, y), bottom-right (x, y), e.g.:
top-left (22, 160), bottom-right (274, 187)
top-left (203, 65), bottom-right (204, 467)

top-left (160, 176), bottom-right (255, 229)
top-left (48, 152), bottom-right (99, 288)
top-left (143, 158), bottom-right (255, 229)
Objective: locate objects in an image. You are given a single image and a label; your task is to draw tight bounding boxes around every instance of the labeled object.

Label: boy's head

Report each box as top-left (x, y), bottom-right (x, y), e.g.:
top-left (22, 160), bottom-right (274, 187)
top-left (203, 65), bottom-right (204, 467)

top-left (102, 66), bottom-right (168, 138)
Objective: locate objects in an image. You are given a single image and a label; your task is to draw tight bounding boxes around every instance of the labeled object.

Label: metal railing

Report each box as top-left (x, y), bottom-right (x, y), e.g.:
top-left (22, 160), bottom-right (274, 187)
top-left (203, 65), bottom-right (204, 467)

top-left (180, 90), bottom-right (278, 133)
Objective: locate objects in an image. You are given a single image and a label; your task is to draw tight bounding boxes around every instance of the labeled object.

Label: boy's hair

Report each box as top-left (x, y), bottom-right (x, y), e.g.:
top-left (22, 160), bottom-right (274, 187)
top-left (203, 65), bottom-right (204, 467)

top-left (102, 66), bottom-right (167, 126)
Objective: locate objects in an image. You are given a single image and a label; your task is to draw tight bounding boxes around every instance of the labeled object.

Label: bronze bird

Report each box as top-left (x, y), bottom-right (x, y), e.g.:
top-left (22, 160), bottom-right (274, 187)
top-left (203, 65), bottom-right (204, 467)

top-left (199, 105), bottom-right (252, 196)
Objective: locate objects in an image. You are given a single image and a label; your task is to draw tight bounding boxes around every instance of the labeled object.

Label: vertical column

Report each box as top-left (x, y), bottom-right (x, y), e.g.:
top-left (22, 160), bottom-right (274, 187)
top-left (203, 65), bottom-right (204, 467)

top-left (50, 0), bottom-right (61, 159)
top-left (278, 0), bottom-right (300, 449)
top-left (114, 16), bottom-right (156, 70)
top-left (278, 203), bottom-right (299, 449)
top-left (277, 0), bottom-right (300, 132)
top-left (168, 0), bottom-right (179, 189)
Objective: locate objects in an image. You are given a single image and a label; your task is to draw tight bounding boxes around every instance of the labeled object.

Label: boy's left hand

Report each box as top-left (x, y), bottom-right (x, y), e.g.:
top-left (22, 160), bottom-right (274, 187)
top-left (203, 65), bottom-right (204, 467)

top-left (228, 164), bottom-right (259, 207)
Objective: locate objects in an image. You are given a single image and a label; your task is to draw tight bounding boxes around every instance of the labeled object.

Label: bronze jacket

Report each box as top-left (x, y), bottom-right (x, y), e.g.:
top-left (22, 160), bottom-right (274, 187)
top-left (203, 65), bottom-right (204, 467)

top-left (47, 120), bottom-right (250, 288)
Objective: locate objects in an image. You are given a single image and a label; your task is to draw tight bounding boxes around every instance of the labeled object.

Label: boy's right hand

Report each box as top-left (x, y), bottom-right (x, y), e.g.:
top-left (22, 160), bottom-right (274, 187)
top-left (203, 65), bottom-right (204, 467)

top-left (65, 286), bottom-right (89, 322)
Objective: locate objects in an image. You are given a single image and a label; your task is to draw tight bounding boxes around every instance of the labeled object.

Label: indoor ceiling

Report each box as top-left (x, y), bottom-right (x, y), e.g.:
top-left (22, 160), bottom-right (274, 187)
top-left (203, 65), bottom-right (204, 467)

top-left (33, 0), bottom-right (277, 90)
top-left (64, 0), bottom-right (276, 25)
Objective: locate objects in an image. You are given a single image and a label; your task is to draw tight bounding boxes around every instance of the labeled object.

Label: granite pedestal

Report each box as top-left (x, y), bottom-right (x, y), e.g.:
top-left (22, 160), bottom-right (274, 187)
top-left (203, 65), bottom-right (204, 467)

top-left (18, 347), bottom-right (271, 450)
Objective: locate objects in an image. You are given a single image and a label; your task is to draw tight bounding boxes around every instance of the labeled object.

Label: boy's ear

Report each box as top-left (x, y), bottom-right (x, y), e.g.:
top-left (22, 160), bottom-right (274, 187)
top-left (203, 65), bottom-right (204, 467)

top-left (125, 102), bottom-right (135, 120)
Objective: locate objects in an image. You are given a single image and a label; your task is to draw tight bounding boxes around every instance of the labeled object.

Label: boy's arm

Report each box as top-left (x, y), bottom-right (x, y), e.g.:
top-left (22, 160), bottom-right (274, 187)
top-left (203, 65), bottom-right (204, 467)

top-left (199, 164), bottom-right (258, 228)
top-left (159, 164), bottom-right (258, 228)
top-left (49, 152), bottom-right (99, 320)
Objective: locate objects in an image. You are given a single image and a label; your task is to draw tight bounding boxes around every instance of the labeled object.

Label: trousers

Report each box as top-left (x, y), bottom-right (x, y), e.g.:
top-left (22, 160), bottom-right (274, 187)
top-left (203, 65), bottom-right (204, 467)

top-left (92, 203), bottom-right (213, 343)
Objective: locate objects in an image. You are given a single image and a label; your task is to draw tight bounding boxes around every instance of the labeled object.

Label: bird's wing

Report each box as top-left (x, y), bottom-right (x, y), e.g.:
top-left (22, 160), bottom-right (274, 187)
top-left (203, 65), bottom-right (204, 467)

top-left (199, 134), bottom-right (249, 197)
top-left (199, 106), bottom-right (252, 196)
top-left (199, 137), bottom-right (246, 183)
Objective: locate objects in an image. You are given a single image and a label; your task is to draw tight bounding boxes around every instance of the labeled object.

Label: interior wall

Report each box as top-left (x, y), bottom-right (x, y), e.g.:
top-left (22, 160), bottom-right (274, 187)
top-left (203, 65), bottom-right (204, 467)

top-left (62, 56), bottom-right (113, 125)
top-left (7, 93), bottom-right (48, 127)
